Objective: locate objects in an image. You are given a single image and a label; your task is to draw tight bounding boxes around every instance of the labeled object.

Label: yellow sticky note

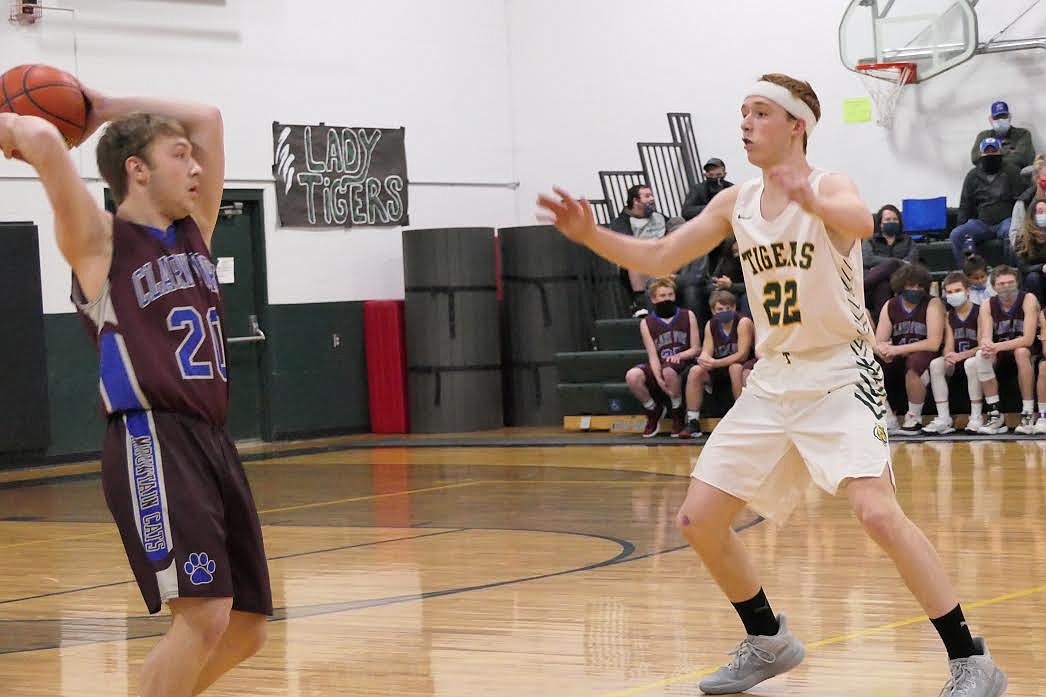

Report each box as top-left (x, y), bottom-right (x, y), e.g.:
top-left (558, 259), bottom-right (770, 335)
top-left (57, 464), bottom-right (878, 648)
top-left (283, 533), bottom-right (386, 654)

top-left (843, 97), bottom-right (872, 123)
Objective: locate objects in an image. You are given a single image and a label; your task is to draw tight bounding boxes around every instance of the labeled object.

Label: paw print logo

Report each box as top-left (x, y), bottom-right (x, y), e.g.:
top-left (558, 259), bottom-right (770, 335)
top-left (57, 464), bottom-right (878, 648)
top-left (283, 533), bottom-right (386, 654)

top-left (183, 552), bottom-right (216, 586)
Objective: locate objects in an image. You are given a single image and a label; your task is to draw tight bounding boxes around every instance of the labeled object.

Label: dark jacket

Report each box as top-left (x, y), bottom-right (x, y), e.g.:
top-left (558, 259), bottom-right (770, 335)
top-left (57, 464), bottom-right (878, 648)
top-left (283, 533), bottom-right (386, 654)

top-left (709, 251), bottom-right (745, 297)
top-left (958, 163), bottom-right (1024, 226)
top-left (681, 179), bottom-right (734, 220)
top-left (970, 125), bottom-right (1036, 170)
top-left (862, 232), bottom-right (919, 269)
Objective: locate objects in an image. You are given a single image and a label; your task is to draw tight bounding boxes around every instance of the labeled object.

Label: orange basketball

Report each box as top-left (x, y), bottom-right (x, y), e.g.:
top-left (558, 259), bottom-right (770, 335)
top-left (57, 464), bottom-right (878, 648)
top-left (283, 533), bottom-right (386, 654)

top-left (0, 64), bottom-right (88, 147)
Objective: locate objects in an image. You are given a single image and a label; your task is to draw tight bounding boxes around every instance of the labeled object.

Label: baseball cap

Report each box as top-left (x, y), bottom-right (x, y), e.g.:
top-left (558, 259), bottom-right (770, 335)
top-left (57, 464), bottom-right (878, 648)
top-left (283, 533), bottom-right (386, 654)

top-left (991, 100), bottom-right (1010, 118)
top-left (979, 137), bottom-right (1002, 154)
top-left (703, 157), bottom-right (725, 170)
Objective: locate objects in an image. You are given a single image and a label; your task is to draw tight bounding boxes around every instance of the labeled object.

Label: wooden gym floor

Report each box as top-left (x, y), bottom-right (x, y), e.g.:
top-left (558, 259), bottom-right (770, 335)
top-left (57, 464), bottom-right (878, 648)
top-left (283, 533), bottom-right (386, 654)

top-left (0, 435), bottom-right (1044, 696)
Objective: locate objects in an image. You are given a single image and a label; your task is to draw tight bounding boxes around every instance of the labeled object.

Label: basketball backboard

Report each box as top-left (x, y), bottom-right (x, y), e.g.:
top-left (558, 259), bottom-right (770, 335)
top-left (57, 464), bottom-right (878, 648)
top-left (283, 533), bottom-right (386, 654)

top-left (839, 0), bottom-right (979, 82)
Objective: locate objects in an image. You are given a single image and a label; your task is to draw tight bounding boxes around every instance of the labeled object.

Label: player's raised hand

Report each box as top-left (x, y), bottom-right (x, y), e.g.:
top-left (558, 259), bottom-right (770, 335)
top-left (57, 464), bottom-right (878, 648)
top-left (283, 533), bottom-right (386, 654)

top-left (80, 86), bottom-right (110, 143)
top-left (537, 187), bottom-right (597, 244)
top-left (769, 165), bottom-right (816, 213)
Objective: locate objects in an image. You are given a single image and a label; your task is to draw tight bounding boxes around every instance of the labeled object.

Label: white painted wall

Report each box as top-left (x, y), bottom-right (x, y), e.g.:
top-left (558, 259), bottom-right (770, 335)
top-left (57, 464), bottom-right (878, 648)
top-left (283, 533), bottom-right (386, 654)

top-left (5, 0), bottom-right (1046, 313)
top-left (508, 0), bottom-right (1046, 222)
top-left (0, 0), bottom-right (517, 311)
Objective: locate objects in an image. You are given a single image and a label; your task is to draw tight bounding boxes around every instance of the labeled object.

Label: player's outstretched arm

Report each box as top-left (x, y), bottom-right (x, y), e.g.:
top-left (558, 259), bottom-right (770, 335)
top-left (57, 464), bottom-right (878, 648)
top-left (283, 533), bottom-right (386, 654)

top-left (88, 89), bottom-right (224, 244)
top-left (0, 113), bottom-right (112, 302)
top-left (537, 186), bottom-right (735, 277)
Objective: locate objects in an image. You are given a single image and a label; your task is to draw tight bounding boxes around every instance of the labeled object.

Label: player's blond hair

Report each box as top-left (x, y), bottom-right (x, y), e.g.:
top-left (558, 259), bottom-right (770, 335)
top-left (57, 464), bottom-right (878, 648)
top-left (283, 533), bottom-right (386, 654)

top-left (97, 112), bottom-right (187, 205)
top-left (647, 276), bottom-right (676, 297)
top-left (709, 290), bottom-right (737, 309)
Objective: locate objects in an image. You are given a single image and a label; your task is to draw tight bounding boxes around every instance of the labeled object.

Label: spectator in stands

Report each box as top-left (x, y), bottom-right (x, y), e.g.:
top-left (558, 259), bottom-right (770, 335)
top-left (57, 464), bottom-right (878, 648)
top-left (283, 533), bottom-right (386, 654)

top-left (680, 158), bottom-right (734, 221)
top-left (1035, 307), bottom-right (1046, 434)
top-left (964, 255), bottom-right (996, 305)
top-left (874, 264), bottom-right (945, 434)
top-left (1008, 155), bottom-right (1046, 247)
top-left (951, 137), bottom-right (1023, 266)
top-left (863, 204), bottom-right (919, 318)
top-left (677, 290), bottom-right (753, 439)
top-left (610, 184), bottom-right (683, 317)
top-left (1014, 197), bottom-right (1046, 307)
top-left (673, 255), bottom-right (711, 327)
top-left (970, 265), bottom-right (1041, 434)
top-left (969, 100), bottom-right (1036, 172)
top-left (922, 272), bottom-right (984, 434)
top-left (624, 277), bottom-right (700, 438)
top-left (708, 237), bottom-right (750, 316)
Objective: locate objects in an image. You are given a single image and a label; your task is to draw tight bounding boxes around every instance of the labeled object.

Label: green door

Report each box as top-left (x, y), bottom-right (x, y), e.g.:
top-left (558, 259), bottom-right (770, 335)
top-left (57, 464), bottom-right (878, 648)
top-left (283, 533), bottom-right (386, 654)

top-left (210, 198), bottom-right (268, 441)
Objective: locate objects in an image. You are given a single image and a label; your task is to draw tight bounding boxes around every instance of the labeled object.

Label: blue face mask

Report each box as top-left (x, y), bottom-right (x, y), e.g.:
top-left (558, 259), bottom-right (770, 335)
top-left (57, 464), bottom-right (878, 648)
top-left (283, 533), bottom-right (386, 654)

top-left (970, 282), bottom-right (987, 292)
top-left (901, 289), bottom-right (926, 304)
top-left (715, 310), bottom-right (735, 324)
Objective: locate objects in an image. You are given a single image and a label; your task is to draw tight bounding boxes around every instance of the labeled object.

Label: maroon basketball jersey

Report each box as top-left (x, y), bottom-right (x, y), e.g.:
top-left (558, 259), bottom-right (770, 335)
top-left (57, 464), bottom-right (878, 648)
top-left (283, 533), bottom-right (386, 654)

top-left (709, 314), bottom-right (739, 359)
top-left (644, 308), bottom-right (691, 361)
top-left (948, 304), bottom-right (979, 353)
top-left (989, 292), bottom-right (1027, 342)
top-left (74, 217), bottom-right (228, 424)
top-left (887, 296), bottom-right (929, 346)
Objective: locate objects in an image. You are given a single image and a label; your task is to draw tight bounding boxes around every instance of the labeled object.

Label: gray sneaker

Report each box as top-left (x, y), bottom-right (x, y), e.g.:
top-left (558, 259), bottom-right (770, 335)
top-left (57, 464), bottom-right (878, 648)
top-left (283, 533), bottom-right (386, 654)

top-left (698, 614), bottom-right (805, 695)
top-left (939, 637), bottom-right (1007, 697)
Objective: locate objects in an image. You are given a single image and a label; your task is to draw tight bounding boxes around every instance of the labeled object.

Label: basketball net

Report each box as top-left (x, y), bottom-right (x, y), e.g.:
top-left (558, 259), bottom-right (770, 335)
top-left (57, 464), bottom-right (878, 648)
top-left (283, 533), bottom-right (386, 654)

top-left (856, 62), bottom-right (916, 129)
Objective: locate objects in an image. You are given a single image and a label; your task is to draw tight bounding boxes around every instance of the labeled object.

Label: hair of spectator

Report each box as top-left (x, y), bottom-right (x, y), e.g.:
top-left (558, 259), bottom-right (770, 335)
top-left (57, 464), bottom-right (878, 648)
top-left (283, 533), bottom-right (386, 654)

top-left (647, 276), bottom-right (677, 296)
top-left (942, 271), bottom-right (969, 289)
top-left (962, 254), bottom-right (989, 276)
top-left (990, 264), bottom-right (1019, 286)
top-left (875, 204), bottom-right (903, 235)
top-left (626, 184), bottom-right (650, 210)
top-left (709, 289), bottom-right (737, 309)
top-left (889, 262), bottom-right (932, 294)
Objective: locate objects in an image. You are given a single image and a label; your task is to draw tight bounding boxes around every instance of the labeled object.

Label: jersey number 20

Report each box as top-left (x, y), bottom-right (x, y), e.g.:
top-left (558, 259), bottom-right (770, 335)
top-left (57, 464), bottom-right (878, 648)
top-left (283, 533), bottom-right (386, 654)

top-left (167, 306), bottom-right (228, 381)
top-left (762, 280), bottom-right (801, 326)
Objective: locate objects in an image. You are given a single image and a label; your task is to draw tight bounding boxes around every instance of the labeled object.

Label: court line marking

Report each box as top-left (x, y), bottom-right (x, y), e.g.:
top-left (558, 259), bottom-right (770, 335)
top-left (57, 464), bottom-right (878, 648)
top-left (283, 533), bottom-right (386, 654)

top-left (0, 530), bottom-right (112, 551)
top-left (597, 582), bottom-right (1046, 696)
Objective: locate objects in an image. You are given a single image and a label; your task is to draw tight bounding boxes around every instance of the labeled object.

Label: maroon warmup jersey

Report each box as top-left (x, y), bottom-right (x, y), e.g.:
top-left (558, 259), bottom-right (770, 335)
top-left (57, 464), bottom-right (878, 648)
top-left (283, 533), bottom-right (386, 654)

top-left (989, 292), bottom-right (1028, 342)
top-left (644, 308), bottom-right (691, 361)
top-left (949, 304), bottom-right (979, 353)
top-left (709, 314), bottom-right (740, 359)
top-left (74, 217), bottom-right (228, 424)
top-left (887, 296), bottom-right (929, 346)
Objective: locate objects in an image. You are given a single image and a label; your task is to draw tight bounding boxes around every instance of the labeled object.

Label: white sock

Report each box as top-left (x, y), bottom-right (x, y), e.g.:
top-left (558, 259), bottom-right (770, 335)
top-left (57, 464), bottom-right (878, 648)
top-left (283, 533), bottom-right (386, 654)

top-left (907, 402), bottom-right (923, 418)
top-left (687, 410), bottom-right (700, 422)
top-left (671, 395), bottom-right (682, 409)
top-left (1039, 402), bottom-right (1046, 416)
top-left (970, 401), bottom-right (983, 419)
top-left (1022, 399), bottom-right (1034, 414)
top-left (642, 399), bottom-right (656, 410)
top-left (936, 402), bottom-right (951, 420)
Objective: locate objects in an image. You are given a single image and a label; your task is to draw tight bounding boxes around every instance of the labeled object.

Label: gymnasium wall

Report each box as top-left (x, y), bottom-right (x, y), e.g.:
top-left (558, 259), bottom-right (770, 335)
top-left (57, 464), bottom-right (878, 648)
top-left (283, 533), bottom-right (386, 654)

top-left (508, 0), bottom-right (1046, 220)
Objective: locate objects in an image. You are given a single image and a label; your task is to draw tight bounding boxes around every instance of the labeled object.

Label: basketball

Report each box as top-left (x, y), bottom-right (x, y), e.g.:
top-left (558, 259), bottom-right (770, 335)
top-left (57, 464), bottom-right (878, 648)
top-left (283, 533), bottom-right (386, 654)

top-left (0, 64), bottom-right (88, 147)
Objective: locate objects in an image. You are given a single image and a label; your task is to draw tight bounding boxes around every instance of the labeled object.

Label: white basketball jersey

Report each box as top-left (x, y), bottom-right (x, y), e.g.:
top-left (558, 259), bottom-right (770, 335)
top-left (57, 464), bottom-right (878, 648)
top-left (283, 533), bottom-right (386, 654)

top-left (731, 169), bottom-right (874, 358)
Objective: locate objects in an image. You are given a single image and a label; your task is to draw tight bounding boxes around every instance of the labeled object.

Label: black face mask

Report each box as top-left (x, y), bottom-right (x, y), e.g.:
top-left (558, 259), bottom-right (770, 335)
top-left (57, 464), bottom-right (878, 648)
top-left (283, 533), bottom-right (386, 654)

top-left (706, 177), bottom-right (724, 192)
top-left (881, 221), bottom-right (901, 238)
top-left (980, 156), bottom-right (1002, 174)
top-left (654, 300), bottom-right (677, 318)
top-left (642, 202), bottom-right (656, 218)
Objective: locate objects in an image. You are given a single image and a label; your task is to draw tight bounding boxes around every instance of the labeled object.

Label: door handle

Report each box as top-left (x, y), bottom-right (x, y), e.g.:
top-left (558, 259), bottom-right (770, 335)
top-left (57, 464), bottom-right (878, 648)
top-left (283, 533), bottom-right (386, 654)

top-left (227, 314), bottom-right (267, 345)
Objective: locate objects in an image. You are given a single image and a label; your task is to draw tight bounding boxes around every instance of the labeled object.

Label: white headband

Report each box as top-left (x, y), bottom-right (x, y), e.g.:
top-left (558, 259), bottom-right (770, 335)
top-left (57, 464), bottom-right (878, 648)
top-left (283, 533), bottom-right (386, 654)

top-left (746, 81), bottom-right (818, 135)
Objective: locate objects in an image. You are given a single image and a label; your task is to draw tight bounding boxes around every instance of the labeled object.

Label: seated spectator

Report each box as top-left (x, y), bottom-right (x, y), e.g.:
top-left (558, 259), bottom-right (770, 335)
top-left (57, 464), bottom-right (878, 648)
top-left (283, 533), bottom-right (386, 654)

top-left (610, 184), bottom-right (683, 317)
top-left (1008, 154), bottom-right (1046, 248)
top-left (969, 100), bottom-right (1036, 172)
top-left (874, 264), bottom-right (945, 434)
top-left (681, 158), bottom-right (733, 221)
top-left (922, 272), bottom-right (984, 434)
top-left (624, 277), bottom-right (700, 438)
top-left (708, 237), bottom-right (750, 316)
top-left (1014, 196), bottom-right (1046, 307)
top-left (969, 265), bottom-right (1041, 434)
top-left (673, 255), bottom-right (711, 326)
top-left (678, 290), bottom-right (753, 439)
top-left (863, 204), bottom-right (919, 318)
top-left (964, 255), bottom-right (996, 305)
top-left (1035, 307), bottom-right (1046, 434)
top-left (951, 137), bottom-right (1023, 266)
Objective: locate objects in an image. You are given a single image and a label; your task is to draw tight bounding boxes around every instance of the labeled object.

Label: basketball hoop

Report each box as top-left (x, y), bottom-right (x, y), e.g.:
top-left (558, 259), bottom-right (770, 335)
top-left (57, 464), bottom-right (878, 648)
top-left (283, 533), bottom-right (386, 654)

top-left (856, 62), bottom-right (916, 129)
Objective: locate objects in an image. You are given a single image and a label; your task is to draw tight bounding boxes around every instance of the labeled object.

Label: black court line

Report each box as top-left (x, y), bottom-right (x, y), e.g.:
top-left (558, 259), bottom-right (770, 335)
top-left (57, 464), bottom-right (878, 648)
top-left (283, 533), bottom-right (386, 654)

top-left (0, 520), bottom-right (768, 655)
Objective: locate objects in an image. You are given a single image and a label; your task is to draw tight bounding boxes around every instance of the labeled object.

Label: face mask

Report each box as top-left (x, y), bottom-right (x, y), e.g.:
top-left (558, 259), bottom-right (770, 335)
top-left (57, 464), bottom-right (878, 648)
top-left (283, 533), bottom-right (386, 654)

top-left (992, 118), bottom-right (1010, 134)
top-left (901, 289), bottom-right (925, 304)
top-left (707, 176), bottom-right (724, 190)
top-left (980, 156), bottom-right (1002, 174)
top-left (1035, 214), bottom-right (1046, 228)
top-left (997, 286), bottom-right (1019, 302)
top-left (653, 300), bottom-right (676, 318)
top-left (715, 310), bottom-right (735, 324)
top-left (881, 221), bottom-right (900, 237)
top-left (641, 202), bottom-right (656, 218)
top-left (946, 291), bottom-right (967, 308)
top-left (970, 283), bottom-right (987, 292)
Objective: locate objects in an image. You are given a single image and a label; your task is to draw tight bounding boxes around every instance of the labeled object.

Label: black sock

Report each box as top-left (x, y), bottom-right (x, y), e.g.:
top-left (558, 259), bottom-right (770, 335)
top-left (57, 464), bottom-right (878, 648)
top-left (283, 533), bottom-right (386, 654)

top-left (732, 588), bottom-right (780, 636)
top-left (930, 604), bottom-right (979, 660)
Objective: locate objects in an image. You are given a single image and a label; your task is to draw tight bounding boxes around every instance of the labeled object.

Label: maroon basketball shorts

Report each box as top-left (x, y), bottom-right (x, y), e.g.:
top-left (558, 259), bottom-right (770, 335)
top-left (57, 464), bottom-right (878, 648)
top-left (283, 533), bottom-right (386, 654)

top-left (101, 410), bottom-right (273, 615)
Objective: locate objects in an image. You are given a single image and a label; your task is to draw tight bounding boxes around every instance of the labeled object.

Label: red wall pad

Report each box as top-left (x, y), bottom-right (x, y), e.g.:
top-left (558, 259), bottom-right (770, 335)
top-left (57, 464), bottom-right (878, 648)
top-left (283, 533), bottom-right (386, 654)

top-left (363, 300), bottom-right (409, 433)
